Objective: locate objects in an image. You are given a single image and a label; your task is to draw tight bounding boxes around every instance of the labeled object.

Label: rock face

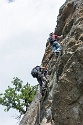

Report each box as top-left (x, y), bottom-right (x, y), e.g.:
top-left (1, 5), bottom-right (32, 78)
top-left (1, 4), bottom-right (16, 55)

top-left (52, 0), bottom-right (83, 124)
top-left (19, 0), bottom-right (83, 125)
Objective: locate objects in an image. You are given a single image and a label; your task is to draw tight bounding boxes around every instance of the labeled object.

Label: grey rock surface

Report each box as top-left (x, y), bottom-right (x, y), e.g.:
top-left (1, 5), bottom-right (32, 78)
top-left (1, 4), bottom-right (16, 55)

top-left (19, 0), bottom-right (83, 125)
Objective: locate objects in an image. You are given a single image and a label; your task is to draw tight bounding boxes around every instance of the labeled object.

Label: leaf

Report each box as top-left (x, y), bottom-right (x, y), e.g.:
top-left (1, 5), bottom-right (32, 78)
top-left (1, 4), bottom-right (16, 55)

top-left (0, 77), bottom-right (38, 115)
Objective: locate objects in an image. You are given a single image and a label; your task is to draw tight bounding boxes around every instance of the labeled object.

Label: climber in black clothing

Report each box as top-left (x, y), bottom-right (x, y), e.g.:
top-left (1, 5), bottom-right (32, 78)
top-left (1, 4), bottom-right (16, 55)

top-left (31, 65), bottom-right (48, 96)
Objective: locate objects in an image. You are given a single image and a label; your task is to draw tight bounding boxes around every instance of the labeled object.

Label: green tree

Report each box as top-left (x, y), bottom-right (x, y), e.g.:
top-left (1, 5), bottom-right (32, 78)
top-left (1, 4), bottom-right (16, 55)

top-left (0, 77), bottom-right (38, 115)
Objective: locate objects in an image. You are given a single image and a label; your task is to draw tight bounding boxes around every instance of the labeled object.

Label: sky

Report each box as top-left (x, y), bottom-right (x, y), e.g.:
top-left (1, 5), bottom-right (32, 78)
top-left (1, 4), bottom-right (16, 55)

top-left (0, 0), bottom-right (66, 125)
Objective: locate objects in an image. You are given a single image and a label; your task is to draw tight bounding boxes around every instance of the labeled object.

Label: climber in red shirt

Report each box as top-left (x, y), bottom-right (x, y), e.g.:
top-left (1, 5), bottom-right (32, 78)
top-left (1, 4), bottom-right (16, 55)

top-left (48, 33), bottom-right (63, 58)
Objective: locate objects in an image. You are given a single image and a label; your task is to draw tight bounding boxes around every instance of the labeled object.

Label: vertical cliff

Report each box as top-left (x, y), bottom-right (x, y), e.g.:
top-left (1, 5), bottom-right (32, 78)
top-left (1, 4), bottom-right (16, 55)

top-left (52, 0), bottom-right (83, 124)
top-left (19, 0), bottom-right (83, 125)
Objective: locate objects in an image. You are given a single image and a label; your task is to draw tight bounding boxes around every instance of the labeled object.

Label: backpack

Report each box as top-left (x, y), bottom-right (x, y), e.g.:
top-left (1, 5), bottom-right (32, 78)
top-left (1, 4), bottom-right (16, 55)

top-left (31, 66), bottom-right (41, 78)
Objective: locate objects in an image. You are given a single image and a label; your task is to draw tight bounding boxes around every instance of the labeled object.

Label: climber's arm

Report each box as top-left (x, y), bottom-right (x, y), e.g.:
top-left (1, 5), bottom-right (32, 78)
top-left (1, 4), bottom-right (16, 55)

top-left (57, 35), bottom-right (63, 39)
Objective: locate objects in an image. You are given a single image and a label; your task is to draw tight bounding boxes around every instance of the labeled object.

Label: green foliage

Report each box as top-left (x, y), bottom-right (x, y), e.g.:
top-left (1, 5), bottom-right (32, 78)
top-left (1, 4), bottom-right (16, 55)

top-left (0, 77), bottom-right (38, 115)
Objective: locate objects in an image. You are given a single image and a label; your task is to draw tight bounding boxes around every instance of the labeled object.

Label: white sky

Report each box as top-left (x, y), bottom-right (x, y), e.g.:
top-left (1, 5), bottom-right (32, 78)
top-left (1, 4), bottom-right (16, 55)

top-left (0, 0), bottom-right (66, 125)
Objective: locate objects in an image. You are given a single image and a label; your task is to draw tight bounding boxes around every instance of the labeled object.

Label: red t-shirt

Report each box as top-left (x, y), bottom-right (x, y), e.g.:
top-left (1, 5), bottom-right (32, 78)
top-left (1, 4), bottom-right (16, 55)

top-left (52, 34), bottom-right (57, 40)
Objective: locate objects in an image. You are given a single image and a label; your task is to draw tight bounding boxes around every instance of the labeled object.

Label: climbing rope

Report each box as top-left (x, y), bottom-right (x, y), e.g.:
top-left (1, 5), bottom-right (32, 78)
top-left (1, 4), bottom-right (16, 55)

top-left (38, 100), bottom-right (41, 125)
top-left (38, 85), bottom-right (48, 125)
